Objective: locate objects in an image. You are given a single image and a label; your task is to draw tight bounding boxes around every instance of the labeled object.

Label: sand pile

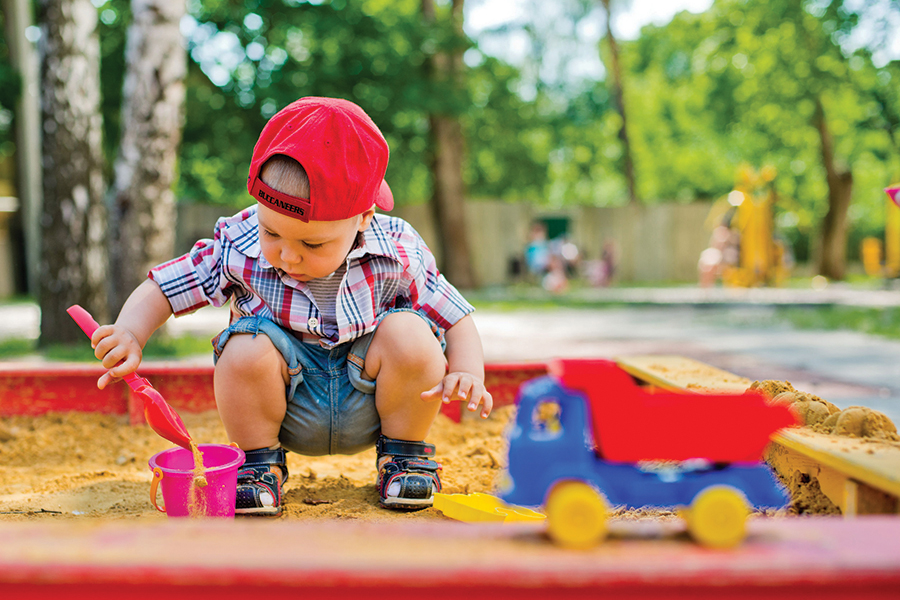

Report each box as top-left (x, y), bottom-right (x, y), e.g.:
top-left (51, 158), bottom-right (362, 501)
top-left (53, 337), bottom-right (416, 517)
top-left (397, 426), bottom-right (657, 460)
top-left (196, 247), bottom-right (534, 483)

top-left (750, 379), bottom-right (899, 515)
top-left (749, 379), bottom-right (899, 441)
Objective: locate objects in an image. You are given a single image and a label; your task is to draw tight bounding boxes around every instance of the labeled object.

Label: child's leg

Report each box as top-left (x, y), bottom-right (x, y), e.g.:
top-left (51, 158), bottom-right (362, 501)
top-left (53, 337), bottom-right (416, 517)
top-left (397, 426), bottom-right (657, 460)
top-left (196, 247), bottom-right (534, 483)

top-left (362, 311), bottom-right (447, 509)
top-left (362, 311), bottom-right (446, 440)
top-left (214, 330), bottom-right (291, 516)
top-left (214, 331), bottom-right (291, 450)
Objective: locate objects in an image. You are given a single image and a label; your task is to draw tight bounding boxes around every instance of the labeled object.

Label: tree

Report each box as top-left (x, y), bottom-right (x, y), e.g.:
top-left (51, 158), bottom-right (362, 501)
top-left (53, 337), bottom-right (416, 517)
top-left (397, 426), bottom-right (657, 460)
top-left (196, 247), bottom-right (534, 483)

top-left (108, 0), bottom-right (186, 315)
top-left (37, 0), bottom-right (107, 344)
top-left (813, 96), bottom-right (853, 279)
top-left (1, 0), bottom-right (42, 296)
top-left (620, 0), bottom-right (899, 276)
top-left (421, 0), bottom-right (475, 288)
top-left (599, 0), bottom-right (636, 204)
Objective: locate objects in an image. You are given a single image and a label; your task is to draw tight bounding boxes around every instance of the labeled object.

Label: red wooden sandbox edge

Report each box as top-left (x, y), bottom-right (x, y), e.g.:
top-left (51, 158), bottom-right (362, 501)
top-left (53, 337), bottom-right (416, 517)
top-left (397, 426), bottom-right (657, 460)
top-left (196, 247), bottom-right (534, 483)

top-left (0, 361), bottom-right (550, 423)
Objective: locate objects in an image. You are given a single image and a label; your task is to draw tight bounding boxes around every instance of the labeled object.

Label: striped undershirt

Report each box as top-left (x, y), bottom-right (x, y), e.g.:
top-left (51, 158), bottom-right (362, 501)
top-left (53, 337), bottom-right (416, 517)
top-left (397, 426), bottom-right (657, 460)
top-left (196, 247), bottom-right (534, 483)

top-left (305, 262), bottom-right (347, 336)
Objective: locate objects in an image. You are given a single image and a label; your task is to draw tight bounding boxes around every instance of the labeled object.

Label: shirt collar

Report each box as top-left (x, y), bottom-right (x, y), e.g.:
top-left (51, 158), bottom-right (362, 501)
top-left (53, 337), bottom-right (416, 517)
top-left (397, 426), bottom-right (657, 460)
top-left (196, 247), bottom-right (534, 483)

top-left (228, 207), bottom-right (401, 268)
top-left (347, 214), bottom-right (402, 264)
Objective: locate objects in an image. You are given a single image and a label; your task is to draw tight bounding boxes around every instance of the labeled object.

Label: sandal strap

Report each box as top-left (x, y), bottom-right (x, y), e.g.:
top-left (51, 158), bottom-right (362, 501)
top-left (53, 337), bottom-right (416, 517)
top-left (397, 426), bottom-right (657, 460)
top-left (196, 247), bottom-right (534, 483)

top-left (378, 457), bottom-right (443, 500)
top-left (376, 436), bottom-right (442, 509)
top-left (242, 447), bottom-right (289, 485)
top-left (376, 435), bottom-right (436, 459)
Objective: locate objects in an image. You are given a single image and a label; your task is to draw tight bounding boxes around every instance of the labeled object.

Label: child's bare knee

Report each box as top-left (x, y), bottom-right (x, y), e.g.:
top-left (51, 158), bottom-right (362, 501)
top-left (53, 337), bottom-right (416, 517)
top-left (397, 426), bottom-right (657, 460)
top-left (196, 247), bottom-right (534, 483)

top-left (216, 333), bottom-right (287, 381)
top-left (373, 312), bottom-right (444, 371)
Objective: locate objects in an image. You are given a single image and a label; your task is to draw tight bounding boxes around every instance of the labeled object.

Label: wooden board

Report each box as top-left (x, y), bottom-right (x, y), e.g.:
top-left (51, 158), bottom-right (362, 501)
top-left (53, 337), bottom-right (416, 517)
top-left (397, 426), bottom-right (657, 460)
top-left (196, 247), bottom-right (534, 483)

top-left (0, 517), bottom-right (899, 599)
top-left (615, 354), bottom-right (752, 393)
top-left (775, 428), bottom-right (900, 501)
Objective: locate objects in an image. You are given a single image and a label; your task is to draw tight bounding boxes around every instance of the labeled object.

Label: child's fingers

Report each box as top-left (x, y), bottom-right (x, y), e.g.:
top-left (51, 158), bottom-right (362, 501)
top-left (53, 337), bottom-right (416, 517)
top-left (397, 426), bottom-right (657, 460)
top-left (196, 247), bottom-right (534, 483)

top-left (108, 355), bottom-right (140, 380)
top-left (97, 370), bottom-right (117, 390)
top-left (479, 389), bottom-right (494, 418)
top-left (420, 381), bottom-right (445, 403)
top-left (465, 382), bottom-right (493, 417)
top-left (439, 373), bottom-right (461, 403)
top-left (457, 375), bottom-right (475, 401)
top-left (99, 344), bottom-right (130, 371)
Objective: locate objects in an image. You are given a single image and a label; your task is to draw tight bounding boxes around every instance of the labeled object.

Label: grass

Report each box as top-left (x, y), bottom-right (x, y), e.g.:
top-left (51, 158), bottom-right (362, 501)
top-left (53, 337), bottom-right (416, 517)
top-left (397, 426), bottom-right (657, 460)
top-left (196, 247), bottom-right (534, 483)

top-left (0, 333), bottom-right (214, 362)
top-left (775, 306), bottom-right (900, 340)
top-left (469, 283), bottom-right (900, 341)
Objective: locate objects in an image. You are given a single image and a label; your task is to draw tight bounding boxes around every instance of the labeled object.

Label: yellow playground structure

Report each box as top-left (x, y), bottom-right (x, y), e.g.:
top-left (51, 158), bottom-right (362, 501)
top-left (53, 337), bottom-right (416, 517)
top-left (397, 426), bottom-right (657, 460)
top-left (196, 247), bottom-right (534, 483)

top-left (861, 185), bottom-right (900, 280)
top-left (699, 165), bottom-right (791, 288)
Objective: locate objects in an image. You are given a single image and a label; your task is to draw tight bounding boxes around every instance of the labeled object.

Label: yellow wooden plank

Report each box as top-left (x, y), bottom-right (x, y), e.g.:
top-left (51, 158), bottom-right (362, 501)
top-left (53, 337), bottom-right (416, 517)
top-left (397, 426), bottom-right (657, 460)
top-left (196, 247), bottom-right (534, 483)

top-left (774, 429), bottom-right (900, 500)
top-left (615, 355), bottom-right (752, 393)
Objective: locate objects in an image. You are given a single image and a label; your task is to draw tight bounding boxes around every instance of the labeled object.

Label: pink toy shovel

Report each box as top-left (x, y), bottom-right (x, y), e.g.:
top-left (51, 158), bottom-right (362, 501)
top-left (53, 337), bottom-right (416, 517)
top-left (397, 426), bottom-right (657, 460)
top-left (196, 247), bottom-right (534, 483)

top-left (67, 305), bottom-right (193, 450)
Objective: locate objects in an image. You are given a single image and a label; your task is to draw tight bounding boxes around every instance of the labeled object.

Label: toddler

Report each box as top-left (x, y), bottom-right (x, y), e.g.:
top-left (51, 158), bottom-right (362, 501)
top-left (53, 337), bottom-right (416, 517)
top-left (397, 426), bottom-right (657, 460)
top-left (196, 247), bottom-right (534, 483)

top-left (89, 97), bottom-right (492, 515)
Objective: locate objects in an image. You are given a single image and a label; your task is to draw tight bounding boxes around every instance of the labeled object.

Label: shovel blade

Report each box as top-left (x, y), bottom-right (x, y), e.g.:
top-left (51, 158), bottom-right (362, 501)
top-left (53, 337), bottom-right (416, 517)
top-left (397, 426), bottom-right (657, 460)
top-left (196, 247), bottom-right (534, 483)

top-left (135, 385), bottom-right (193, 450)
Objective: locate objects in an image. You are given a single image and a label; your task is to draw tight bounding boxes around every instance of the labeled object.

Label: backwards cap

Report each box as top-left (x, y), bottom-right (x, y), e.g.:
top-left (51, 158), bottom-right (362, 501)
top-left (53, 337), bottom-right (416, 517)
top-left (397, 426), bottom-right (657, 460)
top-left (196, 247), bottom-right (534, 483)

top-left (247, 96), bottom-right (393, 222)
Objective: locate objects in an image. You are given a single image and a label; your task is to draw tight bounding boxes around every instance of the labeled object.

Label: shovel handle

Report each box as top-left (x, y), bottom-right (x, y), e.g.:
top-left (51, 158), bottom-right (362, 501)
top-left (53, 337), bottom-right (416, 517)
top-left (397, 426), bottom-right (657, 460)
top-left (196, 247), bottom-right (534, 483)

top-left (67, 305), bottom-right (100, 337)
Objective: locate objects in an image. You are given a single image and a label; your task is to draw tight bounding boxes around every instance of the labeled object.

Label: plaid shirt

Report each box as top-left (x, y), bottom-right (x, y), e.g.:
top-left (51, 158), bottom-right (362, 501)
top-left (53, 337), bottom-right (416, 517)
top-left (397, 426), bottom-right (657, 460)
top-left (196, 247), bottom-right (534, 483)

top-left (149, 207), bottom-right (474, 348)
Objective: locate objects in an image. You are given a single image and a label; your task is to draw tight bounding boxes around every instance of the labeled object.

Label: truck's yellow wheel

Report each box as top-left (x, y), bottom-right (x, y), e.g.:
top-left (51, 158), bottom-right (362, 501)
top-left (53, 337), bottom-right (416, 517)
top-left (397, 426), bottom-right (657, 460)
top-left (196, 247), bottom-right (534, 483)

top-left (685, 485), bottom-right (750, 549)
top-left (545, 481), bottom-right (608, 549)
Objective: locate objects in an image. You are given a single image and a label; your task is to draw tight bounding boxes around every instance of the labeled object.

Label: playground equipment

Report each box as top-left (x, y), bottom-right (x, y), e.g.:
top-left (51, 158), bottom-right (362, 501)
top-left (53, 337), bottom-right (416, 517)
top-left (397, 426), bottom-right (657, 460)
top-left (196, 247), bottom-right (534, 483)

top-left (861, 185), bottom-right (900, 279)
top-left (701, 165), bottom-right (792, 287)
top-left (499, 359), bottom-right (798, 549)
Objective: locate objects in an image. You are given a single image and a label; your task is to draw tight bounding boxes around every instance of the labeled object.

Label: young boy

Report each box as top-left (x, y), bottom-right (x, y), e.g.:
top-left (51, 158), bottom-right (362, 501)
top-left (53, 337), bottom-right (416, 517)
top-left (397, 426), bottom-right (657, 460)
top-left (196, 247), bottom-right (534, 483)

top-left (89, 96), bottom-right (492, 515)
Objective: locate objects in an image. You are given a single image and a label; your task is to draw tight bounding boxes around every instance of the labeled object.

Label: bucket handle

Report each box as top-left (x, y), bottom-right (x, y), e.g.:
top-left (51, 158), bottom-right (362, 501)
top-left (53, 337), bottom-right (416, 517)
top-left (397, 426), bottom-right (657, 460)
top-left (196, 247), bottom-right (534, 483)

top-left (150, 467), bottom-right (166, 513)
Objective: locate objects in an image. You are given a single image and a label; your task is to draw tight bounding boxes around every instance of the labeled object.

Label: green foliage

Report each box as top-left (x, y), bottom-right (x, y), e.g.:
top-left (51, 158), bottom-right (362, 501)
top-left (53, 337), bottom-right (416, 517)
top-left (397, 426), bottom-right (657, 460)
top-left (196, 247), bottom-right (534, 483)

top-left (177, 0), bottom-right (455, 206)
top-left (79, 0), bottom-right (900, 266)
top-left (0, 336), bottom-right (35, 359)
top-left (3, 332), bottom-right (214, 362)
top-left (618, 0), bottom-right (900, 259)
top-left (463, 56), bottom-right (555, 202)
top-left (176, 0), bottom-right (563, 207)
top-left (95, 0), bottom-right (131, 170)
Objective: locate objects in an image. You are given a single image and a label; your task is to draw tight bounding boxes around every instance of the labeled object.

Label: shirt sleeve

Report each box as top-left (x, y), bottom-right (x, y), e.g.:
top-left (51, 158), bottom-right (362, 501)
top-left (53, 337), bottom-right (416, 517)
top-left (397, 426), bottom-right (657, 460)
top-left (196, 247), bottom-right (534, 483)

top-left (148, 218), bottom-right (235, 316)
top-left (402, 225), bottom-right (474, 330)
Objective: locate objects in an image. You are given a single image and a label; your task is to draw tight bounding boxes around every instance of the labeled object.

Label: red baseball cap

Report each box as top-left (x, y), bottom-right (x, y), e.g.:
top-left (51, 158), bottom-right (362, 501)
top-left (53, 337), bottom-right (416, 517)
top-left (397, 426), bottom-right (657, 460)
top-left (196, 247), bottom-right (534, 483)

top-left (247, 97), bottom-right (394, 222)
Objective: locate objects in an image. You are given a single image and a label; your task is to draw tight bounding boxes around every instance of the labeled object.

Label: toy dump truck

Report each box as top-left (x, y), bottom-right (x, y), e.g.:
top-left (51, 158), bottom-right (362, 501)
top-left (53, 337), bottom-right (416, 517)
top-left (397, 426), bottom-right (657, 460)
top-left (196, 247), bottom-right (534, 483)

top-left (499, 359), bottom-right (799, 548)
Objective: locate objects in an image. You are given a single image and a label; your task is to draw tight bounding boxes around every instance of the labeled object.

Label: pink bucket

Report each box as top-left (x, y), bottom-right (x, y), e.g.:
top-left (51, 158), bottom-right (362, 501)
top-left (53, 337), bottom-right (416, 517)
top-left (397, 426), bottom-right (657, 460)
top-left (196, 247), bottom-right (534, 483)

top-left (148, 444), bottom-right (245, 518)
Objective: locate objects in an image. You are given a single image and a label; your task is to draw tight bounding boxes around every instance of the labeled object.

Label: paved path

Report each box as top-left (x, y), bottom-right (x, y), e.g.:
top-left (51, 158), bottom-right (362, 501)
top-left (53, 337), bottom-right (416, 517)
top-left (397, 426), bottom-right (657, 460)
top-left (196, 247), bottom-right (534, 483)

top-left (473, 305), bottom-right (900, 424)
top-left (3, 290), bottom-right (899, 424)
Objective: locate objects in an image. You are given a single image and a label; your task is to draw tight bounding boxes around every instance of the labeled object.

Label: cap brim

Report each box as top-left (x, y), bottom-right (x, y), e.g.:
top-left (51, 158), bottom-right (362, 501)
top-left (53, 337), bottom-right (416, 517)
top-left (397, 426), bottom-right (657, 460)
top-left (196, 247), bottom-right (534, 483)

top-left (376, 179), bottom-right (394, 211)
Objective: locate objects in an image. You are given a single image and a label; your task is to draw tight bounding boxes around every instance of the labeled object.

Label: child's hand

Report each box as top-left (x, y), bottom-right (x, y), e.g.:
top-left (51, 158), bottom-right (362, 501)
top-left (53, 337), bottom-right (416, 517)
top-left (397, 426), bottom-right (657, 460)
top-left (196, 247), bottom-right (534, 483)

top-left (421, 372), bottom-right (494, 418)
top-left (90, 324), bottom-right (143, 390)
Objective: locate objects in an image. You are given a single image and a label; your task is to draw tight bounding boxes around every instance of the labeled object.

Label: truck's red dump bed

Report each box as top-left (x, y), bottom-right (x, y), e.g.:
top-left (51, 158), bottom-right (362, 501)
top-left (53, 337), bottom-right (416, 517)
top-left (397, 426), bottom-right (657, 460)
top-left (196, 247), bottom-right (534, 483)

top-left (556, 359), bottom-right (799, 463)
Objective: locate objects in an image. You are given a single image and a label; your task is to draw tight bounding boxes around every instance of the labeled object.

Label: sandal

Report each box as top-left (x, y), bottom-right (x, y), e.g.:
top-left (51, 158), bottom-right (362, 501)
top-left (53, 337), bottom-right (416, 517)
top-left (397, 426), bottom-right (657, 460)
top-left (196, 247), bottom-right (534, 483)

top-left (376, 435), bottom-right (442, 510)
top-left (235, 447), bottom-right (289, 516)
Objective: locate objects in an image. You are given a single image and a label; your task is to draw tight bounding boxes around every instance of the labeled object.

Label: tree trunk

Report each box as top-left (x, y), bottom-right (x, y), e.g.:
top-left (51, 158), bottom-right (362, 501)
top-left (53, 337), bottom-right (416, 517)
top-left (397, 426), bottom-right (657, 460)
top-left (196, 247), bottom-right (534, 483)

top-left (37, 0), bottom-right (107, 345)
top-left (2, 0), bottom-right (43, 296)
top-left (421, 0), bottom-right (476, 289)
top-left (108, 0), bottom-right (186, 316)
top-left (601, 0), bottom-right (637, 205)
top-left (813, 97), bottom-right (852, 280)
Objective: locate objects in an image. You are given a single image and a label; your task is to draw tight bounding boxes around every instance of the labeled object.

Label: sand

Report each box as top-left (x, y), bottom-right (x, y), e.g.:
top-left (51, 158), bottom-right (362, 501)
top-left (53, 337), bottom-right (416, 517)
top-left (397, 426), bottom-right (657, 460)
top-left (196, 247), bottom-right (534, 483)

top-left (0, 406), bottom-right (684, 523)
top-left (0, 407), bottom-right (512, 521)
top-left (3, 375), bottom-right (895, 521)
